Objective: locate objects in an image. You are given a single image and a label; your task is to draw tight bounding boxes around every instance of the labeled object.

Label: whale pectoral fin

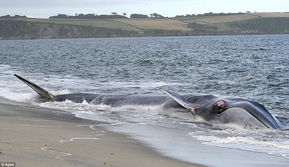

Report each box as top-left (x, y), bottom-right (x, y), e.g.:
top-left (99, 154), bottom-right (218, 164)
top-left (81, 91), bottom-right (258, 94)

top-left (162, 89), bottom-right (196, 114)
top-left (14, 74), bottom-right (55, 100)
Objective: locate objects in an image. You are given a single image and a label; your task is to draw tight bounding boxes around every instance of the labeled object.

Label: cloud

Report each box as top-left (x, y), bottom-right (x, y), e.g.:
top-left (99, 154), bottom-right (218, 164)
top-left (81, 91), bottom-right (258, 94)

top-left (0, 0), bottom-right (133, 8)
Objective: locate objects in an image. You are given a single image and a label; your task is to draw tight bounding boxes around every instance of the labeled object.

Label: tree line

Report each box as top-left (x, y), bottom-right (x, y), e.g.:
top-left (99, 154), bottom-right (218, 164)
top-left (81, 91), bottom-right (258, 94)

top-left (5, 12), bottom-right (278, 20)
top-left (49, 13), bottom-right (164, 19)
top-left (49, 13), bottom-right (126, 19)
top-left (0, 15), bottom-right (27, 19)
top-left (175, 12), bottom-right (256, 17)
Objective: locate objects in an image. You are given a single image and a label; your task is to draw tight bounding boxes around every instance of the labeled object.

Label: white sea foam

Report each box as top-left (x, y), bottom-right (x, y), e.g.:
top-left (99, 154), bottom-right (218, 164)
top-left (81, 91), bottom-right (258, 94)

top-left (37, 100), bottom-right (118, 123)
top-left (103, 81), bottom-right (181, 89)
top-left (188, 129), bottom-right (289, 158)
top-left (0, 65), bottom-right (36, 102)
top-left (41, 146), bottom-right (72, 160)
top-left (59, 137), bottom-right (99, 143)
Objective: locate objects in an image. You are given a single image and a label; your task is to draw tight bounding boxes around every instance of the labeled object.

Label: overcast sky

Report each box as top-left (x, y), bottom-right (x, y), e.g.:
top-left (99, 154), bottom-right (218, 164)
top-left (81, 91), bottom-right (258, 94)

top-left (0, 0), bottom-right (288, 18)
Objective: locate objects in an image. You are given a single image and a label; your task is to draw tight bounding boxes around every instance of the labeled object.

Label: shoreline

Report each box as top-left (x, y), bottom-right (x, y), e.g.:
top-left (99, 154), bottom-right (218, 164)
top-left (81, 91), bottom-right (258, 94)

top-left (1, 97), bottom-right (289, 167)
top-left (1, 33), bottom-right (289, 41)
top-left (0, 97), bottom-right (203, 167)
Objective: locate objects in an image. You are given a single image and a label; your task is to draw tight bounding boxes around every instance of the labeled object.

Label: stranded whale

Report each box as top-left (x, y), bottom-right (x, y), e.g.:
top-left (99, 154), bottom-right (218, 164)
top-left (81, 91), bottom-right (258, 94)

top-left (14, 74), bottom-right (284, 129)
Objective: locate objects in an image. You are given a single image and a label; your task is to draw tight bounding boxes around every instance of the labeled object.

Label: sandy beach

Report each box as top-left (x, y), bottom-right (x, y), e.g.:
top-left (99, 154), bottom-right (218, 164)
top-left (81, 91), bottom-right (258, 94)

top-left (0, 97), bottom-right (203, 167)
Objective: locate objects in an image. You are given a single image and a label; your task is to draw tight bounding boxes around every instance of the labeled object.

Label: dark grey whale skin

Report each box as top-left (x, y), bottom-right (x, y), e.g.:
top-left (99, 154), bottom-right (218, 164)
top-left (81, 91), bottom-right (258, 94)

top-left (54, 93), bottom-right (283, 129)
top-left (14, 74), bottom-right (283, 130)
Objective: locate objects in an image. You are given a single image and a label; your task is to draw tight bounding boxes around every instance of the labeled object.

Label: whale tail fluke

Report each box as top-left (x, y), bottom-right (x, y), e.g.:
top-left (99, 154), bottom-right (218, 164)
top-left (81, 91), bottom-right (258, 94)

top-left (14, 74), bottom-right (55, 100)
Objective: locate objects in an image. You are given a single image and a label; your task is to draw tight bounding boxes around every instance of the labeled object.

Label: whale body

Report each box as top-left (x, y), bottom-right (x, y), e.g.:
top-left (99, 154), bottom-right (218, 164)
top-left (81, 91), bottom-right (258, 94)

top-left (14, 74), bottom-right (284, 129)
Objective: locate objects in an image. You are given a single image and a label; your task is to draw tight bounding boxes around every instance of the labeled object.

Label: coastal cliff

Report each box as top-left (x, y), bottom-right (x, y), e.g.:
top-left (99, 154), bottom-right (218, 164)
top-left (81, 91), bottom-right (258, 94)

top-left (1, 13), bottom-right (289, 39)
top-left (0, 20), bottom-right (139, 40)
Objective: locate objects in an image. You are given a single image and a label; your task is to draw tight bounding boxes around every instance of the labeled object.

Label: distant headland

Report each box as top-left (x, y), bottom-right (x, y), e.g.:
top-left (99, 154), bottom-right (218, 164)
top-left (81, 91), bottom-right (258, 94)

top-left (1, 12), bottom-right (289, 40)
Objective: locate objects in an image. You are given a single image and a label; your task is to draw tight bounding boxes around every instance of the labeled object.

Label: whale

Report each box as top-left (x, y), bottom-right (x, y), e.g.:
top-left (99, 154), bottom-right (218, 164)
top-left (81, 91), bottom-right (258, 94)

top-left (14, 74), bottom-right (284, 129)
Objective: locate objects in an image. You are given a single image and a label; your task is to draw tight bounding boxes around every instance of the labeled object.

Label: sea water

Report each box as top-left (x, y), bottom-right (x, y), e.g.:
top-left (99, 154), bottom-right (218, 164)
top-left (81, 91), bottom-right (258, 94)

top-left (0, 35), bottom-right (289, 166)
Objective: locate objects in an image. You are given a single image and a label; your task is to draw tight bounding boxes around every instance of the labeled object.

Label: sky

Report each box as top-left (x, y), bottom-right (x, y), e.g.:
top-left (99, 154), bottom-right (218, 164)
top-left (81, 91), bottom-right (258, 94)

top-left (0, 0), bottom-right (288, 18)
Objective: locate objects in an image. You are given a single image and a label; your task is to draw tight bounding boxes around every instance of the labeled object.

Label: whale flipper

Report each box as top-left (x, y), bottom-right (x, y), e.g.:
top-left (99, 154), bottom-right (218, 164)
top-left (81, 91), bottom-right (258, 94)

top-left (163, 89), bottom-right (196, 114)
top-left (14, 74), bottom-right (55, 100)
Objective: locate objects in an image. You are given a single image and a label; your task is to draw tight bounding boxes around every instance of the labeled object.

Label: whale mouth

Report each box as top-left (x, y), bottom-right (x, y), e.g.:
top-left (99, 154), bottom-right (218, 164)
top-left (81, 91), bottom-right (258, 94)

top-left (193, 105), bottom-right (201, 113)
top-left (214, 100), bottom-right (228, 113)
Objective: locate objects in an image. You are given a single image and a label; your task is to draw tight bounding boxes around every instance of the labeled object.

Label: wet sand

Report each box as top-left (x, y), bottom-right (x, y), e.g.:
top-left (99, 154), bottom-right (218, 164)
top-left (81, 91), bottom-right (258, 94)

top-left (0, 97), bottom-right (203, 167)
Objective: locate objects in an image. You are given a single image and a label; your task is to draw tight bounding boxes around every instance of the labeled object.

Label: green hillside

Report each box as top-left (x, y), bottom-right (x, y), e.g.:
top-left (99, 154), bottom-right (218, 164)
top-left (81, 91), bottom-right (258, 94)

top-left (15, 18), bottom-right (142, 32)
top-left (1, 12), bottom-right (289, 39)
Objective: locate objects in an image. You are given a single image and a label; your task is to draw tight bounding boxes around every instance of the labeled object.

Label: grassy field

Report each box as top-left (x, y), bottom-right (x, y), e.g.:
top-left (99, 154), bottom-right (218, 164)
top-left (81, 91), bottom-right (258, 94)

top-left (174, 12), bottom-right (289, 34)
top-left (253, 12), bottom-right (289, 17)
top-left (178, 14), bottom-right (259, 24)
top-left (17, 18), bottom-right (191, 32)
top-left (13, 12), bottom-right (289, 33)
top-left (15, 18), bottom-right (142, 32)
top-left (116, 18), bottom-right (191, 31)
